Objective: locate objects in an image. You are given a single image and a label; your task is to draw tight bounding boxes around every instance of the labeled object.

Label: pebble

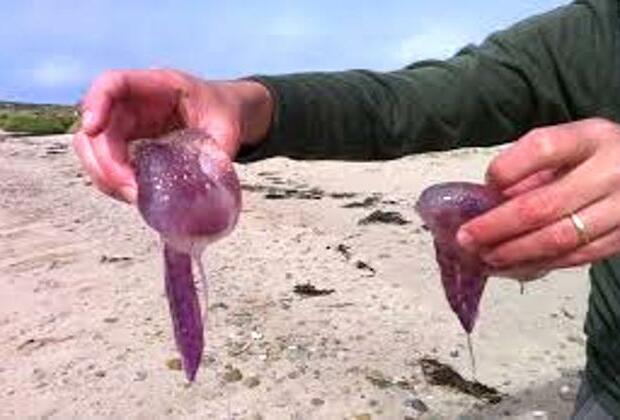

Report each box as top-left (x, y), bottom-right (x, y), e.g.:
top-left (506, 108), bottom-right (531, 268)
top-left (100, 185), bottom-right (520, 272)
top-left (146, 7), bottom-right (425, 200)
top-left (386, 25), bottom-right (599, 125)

top-left (166, 358), bottom-right (182, 371)
top-left (243, 376), bottom-right (261, 388)
top-left (223, 366), bottom-right (243, 383)
top-left (310, 397), bottom-right (325, 406)
top-left (449, 350), bottom-right (459, 358)
top-left (94, 370), bottom-right (106, 378)
top-left (134, 371), bottom-right (148, 382)
top-left (353, 414), bottom-right (371, 420)
top-left (251, 331), bottom-right (263, 340)
top-left (532, 410), bottom-right (548, 420)
top-left (404, 396), bottom-right (429, 413)
top-left (559, 384), bottom-right (573, 401)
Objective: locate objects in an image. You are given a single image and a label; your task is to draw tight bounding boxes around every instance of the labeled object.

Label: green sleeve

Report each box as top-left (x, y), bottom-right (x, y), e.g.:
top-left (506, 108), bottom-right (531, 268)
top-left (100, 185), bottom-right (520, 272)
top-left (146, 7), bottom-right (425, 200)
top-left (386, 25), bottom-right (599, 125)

top-left (239, 0), bottom-right (620, 162)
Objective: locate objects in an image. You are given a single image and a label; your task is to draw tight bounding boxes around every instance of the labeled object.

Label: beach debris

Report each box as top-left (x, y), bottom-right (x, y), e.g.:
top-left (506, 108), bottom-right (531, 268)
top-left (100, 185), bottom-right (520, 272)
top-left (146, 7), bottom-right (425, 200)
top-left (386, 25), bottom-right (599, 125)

top-left (241, 183), bottom-right (324, 200)
top-left (17, 335), bottom-right (75, 355)
top-left (243, 376), bottom-right (261, 388)
top-left (355, 260), bottom-right (376, 276)
top-left (222, 365), bottom-right (243, 383)
top-left (331, 243), bottom-right (376, 275)
top-left (45, 142), bottom-right (68, 156)
top-left (365, 368), bottom-right (416, 391)
top-left (419, 357), bottom-right (503, 404)
top-left (358, 210), bottom-right (410, 225)
top-left (134, 129), bottom-right (241, 382)
top-left (165, 358), bottom-right (183, 371)
top-left (335, 243), bottom-right (352, 260)
top-left (342, 195), bottom-right (381, 208)
top-left (416, 182), bottom-right (504, 375)
top-left (134, 371), bottom-right (148, 382)
top-left (99, 255), bottom-right (133, 264)
top-left (293, 282), bottom-right (335, 297)
top-left (404, 396), bottom-right (429, 414)
top-left (329, 192), bottom-right (357, 199)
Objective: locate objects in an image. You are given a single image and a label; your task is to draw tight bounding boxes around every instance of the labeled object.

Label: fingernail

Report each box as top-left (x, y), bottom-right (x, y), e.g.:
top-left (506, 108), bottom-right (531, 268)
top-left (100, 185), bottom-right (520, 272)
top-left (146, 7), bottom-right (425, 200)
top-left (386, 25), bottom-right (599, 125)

top-left (82, 110), bottom-right (95, 130)
top-left (482, 253), bottom-right (502, 267)
top-left (457, 229), bottom-right (477, 252)
top-left (119, 185), bottom-right (137, 204)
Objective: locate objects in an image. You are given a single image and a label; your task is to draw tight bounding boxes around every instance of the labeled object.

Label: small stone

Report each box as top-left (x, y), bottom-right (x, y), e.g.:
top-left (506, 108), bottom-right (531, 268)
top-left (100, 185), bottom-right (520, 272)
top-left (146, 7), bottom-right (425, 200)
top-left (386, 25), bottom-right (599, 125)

top-left (94, 370), bottom-right (106, 378)
top-left (532, 411), bottom-right (548, 420)
top-left (258, 354), bottom-right (268, 361)
top-left (251, 331), bottom-right (263, 340)
top-left (244, 376), bottom-right (261, 388)
top-left (353, 414), bottom-right (372, 420)
top-left (166, 358), bottom-right (182, 371)
top-left (567, 335), bottom-right (585, 346)
top-left (103, 317), bottom-right (119, 324)
top-left (223, 366), bottom-right (243, 383)
top-left (559, 385), bottom-right (573, 401)
top-left (134, 371), bottom-right (148, 382)
top-left (368, 399), bottom-right (379, 407)
top-left (311, 397), bottom-right (325, 406)
top-left (404, 397), bottom-right (429, 413)
top-left (449, 350), bottom-right (459, 358)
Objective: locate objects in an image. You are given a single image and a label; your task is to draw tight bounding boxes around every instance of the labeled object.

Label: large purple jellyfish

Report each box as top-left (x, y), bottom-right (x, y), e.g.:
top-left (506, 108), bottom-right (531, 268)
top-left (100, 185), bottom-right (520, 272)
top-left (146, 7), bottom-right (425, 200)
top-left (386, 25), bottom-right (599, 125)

top-left (133, 129), bottom-right (241, 382)
top-left (415, 182), bottom-right (504, 334)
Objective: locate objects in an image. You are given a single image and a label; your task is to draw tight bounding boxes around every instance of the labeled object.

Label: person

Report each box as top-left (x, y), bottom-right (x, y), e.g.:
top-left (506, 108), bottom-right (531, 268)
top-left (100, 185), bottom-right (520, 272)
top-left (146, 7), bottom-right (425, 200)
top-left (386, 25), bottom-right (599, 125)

top-left (73, 0), bottom-right (620, 417)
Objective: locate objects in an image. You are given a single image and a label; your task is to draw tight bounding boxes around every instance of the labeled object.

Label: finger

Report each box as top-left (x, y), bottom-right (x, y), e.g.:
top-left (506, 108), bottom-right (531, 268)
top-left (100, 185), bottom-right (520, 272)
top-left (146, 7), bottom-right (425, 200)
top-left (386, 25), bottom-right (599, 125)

top-left (500, 169), bottom-right (556, 197)
top-left (80, 70), bottom-right (128, 135)
top-left (500, 227), bottom-right (620, 274)
top-left (459, 154), bottom-right (612, 252)
top-left (481, 193), bottom-right (620, 267)
top-left (486, 120), bottom-right (598, 191)
top-left (81, 69), bottom-right (181, 135)
top-left (206, 117), bottom-right (241, 158)
top-left (72, 131), bottom-right (112, 195)
top-left (88, 105), bottom-right (138, 201)
top-left (546, 227), bottom-right (620, 269)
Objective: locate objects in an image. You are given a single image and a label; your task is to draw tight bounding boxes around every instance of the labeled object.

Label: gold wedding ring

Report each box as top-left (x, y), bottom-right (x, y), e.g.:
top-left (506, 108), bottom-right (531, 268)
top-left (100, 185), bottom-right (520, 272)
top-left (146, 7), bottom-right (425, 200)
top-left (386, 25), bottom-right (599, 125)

top-left (570, 212), bottom-right (591, 246)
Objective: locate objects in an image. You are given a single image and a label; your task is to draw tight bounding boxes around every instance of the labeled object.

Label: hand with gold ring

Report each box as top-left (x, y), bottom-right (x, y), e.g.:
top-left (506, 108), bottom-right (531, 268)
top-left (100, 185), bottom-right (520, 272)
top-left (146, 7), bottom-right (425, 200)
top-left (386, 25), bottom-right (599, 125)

top-left (455, 118), bottom-right (620, 277)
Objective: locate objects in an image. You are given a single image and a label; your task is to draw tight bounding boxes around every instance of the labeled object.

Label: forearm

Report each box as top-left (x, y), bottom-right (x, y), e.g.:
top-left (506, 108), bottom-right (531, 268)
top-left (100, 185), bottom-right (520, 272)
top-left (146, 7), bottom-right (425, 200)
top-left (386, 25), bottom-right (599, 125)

top-left (238, 0), bottom-right (619, 162)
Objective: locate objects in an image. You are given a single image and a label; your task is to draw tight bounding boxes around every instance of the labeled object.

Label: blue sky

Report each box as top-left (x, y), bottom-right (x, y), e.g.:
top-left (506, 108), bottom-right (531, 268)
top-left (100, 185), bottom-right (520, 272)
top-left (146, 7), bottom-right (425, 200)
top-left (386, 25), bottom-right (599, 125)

top-left (1, 0), bottom-right (567, 104)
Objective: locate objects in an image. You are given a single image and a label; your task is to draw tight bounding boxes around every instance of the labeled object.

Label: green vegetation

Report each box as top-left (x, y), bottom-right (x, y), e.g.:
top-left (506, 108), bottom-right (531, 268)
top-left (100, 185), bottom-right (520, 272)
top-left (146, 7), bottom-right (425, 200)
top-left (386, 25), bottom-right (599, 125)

top-left (0, 102), bottom-right (77, 135)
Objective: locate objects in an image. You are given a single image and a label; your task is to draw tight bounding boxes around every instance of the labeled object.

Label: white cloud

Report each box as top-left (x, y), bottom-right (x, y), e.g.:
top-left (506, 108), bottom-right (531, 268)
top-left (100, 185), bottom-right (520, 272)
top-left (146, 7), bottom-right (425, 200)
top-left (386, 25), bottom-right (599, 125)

top-left (30, 56), bottom-right (87, 88)
top-left (393, 26), bottom-right (483, 63)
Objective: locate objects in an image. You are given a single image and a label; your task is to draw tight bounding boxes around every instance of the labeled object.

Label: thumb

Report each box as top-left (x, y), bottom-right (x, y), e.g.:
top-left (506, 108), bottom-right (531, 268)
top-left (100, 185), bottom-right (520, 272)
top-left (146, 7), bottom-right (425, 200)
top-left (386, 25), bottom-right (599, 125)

top-left (202, 119), bottom-right (241, 159)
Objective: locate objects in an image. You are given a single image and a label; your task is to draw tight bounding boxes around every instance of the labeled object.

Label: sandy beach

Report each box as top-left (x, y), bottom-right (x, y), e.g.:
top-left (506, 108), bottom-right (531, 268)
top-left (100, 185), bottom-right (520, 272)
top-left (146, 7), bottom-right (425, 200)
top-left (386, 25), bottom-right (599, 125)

top-left (0, 132), bottom-right (589, 419)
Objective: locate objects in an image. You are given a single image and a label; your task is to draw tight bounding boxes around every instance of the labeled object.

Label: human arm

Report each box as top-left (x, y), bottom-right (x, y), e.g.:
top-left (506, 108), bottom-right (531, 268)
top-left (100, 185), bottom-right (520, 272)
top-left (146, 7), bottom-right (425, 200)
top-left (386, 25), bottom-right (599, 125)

top-left (242, 0), bottom-right (620, 161)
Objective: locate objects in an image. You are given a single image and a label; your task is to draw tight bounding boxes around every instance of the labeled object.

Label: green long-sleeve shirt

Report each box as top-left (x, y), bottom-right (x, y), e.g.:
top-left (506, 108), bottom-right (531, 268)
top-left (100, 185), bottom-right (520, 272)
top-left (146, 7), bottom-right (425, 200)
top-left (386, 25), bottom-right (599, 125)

top-left (242, 0), bottom-right (620, 414)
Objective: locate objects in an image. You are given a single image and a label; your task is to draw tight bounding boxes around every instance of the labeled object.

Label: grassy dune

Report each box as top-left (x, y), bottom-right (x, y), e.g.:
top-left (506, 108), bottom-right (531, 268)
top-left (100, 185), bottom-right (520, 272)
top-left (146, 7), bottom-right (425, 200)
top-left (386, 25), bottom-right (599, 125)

top-left (0, 101), bottom-right (78, 135)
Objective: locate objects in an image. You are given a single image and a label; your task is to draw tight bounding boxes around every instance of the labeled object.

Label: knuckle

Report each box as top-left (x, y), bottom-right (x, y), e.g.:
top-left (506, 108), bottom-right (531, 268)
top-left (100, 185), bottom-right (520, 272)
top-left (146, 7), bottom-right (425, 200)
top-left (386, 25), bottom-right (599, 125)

top-left (585, 117), bottom-right (617, 137)
top-left (523, 129), bottom-right (556, 161)
top-left (97, 69), bottom-right (122, 85)
top-left (486, 159), bottom-right (506, 185)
